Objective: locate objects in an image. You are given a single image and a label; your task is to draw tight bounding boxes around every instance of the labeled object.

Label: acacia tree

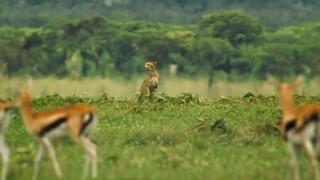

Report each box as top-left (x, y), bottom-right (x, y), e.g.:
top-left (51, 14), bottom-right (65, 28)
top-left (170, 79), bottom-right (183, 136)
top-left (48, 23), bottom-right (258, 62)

top-left (197, 10), bottom-right (263, 81)
top-left (198, 10), bottom-right (263, 47)
top-left (192, 38), bottom-right (235, 88)
top-left (60, 16), bottom-right (113, 77)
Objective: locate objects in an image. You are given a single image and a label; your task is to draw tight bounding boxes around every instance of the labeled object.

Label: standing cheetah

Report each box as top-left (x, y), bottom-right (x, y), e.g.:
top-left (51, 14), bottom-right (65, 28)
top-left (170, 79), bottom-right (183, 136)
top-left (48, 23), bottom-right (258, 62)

top-left (136, 61), bottom-right (160, 97)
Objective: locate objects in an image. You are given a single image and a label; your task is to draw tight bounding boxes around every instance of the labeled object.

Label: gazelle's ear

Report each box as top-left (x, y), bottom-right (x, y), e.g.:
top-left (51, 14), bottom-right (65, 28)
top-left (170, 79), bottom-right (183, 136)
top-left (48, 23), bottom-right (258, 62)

top-left (26, 79), bottom-right (33, 90)
top-left (267, 74), bottom-right (280, 89)
top-left (294, 75), bottom-right (304, 87)
top-left (153, 61), bottom-right (157, 66)
top-left (20, 79), bottom-right (33, 94)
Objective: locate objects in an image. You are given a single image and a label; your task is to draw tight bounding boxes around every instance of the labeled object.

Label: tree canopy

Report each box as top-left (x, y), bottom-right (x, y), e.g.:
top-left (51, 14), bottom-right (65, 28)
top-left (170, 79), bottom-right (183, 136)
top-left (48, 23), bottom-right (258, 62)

top-left (0, 11), bottom-right (320, 82)
top-left (199, 11), bottom-right (263, 46)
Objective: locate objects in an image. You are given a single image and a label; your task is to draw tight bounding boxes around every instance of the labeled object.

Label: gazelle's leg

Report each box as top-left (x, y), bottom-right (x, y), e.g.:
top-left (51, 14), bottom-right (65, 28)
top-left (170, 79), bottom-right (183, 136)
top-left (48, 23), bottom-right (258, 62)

top-left (304, 139), bottom-right (320, 180)
top-left (315, 123), bottom-right (320, 153)
top-left (0, 135), bottom-right (9, 180)
top-left (41, 137), bottom-right (63, 178)
top-left (287, 142), bottom-right (300, 180)
top-left (83, 137), bottom-right (97, 178)
top-left (80, 151), bottom-right (91, 180)
top-left (32, 143), bottom-right (45, 180)
top-left (75, 136), bottom-right (97, 179)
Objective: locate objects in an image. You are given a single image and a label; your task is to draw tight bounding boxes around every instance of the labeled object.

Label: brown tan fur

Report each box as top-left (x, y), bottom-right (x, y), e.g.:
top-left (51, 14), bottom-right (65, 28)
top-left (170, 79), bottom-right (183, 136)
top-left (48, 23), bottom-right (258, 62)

top-left (18, 83), bottom-right (97, 180)
top-left (278, 81), bottom-right (298, 136)
top-left (277, 76), bottom-right (320, 180)
top-left (278, 78), bottom-right (320, 136)
top-left (136, 61), bottom-right (160, 96)
top-left (0, 102), bottom-right (16, 110)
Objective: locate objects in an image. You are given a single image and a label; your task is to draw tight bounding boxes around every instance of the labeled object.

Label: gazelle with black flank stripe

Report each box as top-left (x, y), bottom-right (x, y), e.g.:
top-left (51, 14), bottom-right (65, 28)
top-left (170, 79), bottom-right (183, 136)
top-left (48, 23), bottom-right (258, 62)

top-left (0, 102), bottom-right (17, 180)
top-left (18, 82), bottom-right (98, 180)
top-left (276, 76), bottom-right (320, 180)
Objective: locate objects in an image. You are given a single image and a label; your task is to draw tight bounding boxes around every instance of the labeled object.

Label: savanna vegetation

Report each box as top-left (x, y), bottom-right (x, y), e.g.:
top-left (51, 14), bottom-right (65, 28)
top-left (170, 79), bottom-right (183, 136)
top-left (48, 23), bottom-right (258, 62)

top-left (1, 1), bottom-right (320, 179)
top-left (2, 93), bottom-right (319, 179)
top-left (1, 10), bottom-right (320, 89)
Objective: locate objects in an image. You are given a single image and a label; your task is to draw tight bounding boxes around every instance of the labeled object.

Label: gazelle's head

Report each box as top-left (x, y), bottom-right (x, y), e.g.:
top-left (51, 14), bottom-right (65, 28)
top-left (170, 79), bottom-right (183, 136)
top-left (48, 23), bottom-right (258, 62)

top-left (17, 80), bottom-right (33, 106)
top-left (269, 75), bottom-right (304, 105)
top-left (279, 76), bottom-right (304, 104)
top-left (269, 75), bottom-right (305, 137)
top-left (144, 61), bottom-right (157, 72)
top-left (278, 83), bottom-right (296, 103)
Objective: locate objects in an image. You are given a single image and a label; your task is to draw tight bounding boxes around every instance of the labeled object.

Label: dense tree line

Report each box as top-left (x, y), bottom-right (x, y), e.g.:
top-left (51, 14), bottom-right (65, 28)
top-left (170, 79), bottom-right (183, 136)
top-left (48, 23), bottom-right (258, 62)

top-left (0, 0), bottom-right (319, 27)
top-left (0, 11), bottom-right (320, 86)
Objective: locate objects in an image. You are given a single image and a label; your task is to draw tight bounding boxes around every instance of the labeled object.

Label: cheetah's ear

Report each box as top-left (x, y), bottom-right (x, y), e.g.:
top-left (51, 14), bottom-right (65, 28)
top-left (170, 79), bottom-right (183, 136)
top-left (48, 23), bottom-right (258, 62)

top-left (153, 61), bottom-right (157, 66)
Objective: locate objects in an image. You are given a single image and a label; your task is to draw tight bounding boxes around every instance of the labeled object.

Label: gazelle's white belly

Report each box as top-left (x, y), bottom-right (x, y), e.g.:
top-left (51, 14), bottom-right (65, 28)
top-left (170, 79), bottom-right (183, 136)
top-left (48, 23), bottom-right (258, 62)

top-left (46, 123), bottom-right (69, 139)
top-left (287, 122), bottom-right (320, 145)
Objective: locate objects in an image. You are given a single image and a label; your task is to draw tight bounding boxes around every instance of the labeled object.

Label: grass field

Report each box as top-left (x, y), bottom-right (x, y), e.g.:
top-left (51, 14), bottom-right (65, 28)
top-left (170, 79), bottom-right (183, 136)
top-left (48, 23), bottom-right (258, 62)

top-left (2, 76), bottom-right (320, 98)
top-left (3, 92), bottom-right (320, 180)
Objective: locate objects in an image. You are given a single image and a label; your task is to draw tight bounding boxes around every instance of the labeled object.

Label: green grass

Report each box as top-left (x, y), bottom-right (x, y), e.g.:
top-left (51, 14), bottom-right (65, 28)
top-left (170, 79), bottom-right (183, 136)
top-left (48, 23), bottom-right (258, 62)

top-left (3, 93), bottom-right (319, 179)
top-left (2, 76), bottom-right (320, 98)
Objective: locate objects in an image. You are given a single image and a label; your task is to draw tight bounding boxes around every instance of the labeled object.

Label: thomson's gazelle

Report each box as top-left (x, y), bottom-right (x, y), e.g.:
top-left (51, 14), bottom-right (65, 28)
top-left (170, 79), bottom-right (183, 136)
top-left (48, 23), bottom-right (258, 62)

top-left (276, 76), bottom-right (320, 180)
top-left (17, 83), bottom-right (98, 179)
top-left (0, 102), bottom-right (16, 180)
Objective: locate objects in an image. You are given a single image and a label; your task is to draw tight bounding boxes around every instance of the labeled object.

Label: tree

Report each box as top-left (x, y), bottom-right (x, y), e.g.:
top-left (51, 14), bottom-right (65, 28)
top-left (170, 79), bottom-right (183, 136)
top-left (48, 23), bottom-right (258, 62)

top-left (192, 38), bottom-right (235, 88)
top-left (198, 10), bottom-right (263, 47)
top-left (60, 16), bottom-right (113, 76)
top-left (109, 31), bottom-right (138, 79)
top-left (66, 50), bottom-right (82, 79)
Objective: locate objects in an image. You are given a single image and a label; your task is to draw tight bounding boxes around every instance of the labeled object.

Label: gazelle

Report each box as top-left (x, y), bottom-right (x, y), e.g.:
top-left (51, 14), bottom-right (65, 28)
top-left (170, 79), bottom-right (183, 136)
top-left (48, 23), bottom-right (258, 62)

top-left (17, 82), bottom-right (98, 180)
top-left (275, 75), bottom-right (320, 180)
top-left (0, 101), bottom-right (16, 180)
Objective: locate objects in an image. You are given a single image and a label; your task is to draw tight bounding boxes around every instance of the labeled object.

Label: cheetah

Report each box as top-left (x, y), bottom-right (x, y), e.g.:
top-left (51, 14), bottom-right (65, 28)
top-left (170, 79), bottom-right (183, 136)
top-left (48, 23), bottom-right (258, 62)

top-left (136, 61), bottom-right (160, 97)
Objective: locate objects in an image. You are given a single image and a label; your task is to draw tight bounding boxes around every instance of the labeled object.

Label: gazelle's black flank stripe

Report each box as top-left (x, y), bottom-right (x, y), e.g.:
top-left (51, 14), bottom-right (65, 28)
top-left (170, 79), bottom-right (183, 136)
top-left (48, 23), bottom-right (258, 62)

top-left (80, 112), bottom-right (94, 135)
top-left (285, 120), bottom-right (296, 132)
top-left (284, 120), bottom-right (296, 140)
top-left (285, 113), bottom-right (320, 140)
top-left (3, 106), bottom-right (14, 112)
top-left (39, 116), bottom-right (67, 137)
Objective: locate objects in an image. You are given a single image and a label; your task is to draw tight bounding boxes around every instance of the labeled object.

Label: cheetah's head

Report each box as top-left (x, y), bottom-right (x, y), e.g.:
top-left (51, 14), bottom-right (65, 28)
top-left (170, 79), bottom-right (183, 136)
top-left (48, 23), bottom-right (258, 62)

top-left (144, 61), bottom-right (157, 71)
